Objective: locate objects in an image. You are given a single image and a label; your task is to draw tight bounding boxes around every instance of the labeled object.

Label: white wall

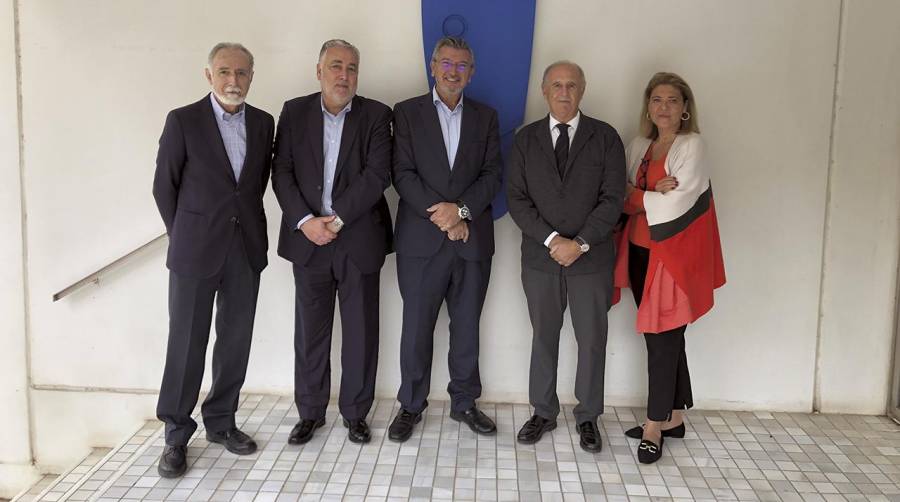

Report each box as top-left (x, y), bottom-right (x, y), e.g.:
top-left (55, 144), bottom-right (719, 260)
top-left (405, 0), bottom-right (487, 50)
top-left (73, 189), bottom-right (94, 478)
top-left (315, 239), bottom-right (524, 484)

top-left (5, 0), bottom-right (899, 476)
top-left (817, 0), bottom-right (900, 414)
top-left (0, 0), bottom-right (39, 496)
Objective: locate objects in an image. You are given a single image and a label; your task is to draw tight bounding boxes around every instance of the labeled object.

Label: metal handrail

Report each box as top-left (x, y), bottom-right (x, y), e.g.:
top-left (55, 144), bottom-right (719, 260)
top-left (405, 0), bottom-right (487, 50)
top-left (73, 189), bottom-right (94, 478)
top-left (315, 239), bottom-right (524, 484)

top-left (52, 233), bottom-right (168, 302)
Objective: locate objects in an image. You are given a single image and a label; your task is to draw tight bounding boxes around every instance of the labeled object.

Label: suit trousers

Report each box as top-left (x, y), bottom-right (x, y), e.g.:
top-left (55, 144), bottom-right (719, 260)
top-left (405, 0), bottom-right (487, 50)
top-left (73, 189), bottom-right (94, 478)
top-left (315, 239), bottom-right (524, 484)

top-left (628, 243), bottom-right (693, 421)
top-left (396, 241), bottom-right (492, 414)
top-left (292, 245), bottom-right (380, 421)
top-left (157, 229), bottom-right (260, 446)
top-left (522, 265), bottom-right (612, 424)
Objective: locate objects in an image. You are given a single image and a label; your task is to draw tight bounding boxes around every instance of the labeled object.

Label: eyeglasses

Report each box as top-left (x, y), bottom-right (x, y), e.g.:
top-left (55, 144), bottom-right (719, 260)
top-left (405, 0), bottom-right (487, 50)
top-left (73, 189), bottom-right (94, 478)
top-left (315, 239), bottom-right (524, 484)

top-left (438, 60), bottom-right (471, 73)
top-left (637, 158), bottom-right (649, 190)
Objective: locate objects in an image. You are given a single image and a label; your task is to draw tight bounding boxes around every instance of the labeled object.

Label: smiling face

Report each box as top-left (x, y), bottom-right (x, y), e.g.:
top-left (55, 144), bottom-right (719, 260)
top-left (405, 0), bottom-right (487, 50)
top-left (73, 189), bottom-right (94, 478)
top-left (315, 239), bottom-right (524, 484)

top-left (317, 45), bottom-right (359, 113)
top-left (647, 84), bottom-right (686, 136)
top-left (542, 63), bottom-right (584, 123)
top-left (205, 48), bottom-right (253, 112)
top-left (430, 46), bottom-right (474, 105)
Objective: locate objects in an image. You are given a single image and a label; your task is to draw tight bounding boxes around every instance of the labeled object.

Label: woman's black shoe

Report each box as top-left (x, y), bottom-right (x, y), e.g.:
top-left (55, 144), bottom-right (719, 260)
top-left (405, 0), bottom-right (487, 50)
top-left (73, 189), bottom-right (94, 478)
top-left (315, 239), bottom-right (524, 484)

top-left (637, 436), bottom-right (664, 464)
top-left (624, 422), bottom-right (685, 439)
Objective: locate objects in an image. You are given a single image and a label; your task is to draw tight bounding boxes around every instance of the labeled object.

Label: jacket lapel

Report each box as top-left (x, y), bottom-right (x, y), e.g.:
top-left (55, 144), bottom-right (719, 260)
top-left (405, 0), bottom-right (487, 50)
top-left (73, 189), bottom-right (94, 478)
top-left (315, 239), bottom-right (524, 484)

top-left (306, 98), bottom-right (325, 186)
top-left (536, 116), bottom-right (559, 180)
top-left (450, 98), bottom-right (477, 173)
top-left (563, 118), bottom-right (594, 180)
top-left (202, 94), bottom-right (238, 185)
top-left (236, 105), bottom-right (258, 186)
top-left (334, 97), bottom-right (360, 181)
top-left (419, 96), bottom-right (451, 172)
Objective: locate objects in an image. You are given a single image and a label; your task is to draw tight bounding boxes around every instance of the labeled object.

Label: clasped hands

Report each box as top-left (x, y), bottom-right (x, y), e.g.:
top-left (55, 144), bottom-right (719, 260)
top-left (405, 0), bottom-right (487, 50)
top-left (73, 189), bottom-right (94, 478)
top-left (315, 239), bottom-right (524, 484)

top-left (626, 176), bottom-right (679, 196)
top-left (549, 235), bottom-right (583, 267)
top-left (427, 202), bottom-right (468, 242)
top-left (300, 215), bottom-right (343, 246)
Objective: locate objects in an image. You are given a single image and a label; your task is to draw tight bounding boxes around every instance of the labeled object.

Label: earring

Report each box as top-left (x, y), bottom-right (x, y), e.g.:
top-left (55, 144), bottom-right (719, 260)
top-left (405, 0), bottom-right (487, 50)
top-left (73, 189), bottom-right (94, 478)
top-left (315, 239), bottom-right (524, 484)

top-left (681, 111), bottom-right (691, 121)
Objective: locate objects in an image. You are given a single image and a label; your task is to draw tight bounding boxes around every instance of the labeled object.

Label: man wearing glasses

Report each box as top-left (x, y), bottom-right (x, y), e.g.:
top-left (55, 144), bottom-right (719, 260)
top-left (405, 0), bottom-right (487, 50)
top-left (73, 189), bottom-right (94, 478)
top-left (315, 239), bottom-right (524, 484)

top-left (388, 36), bottom-right (502, 441)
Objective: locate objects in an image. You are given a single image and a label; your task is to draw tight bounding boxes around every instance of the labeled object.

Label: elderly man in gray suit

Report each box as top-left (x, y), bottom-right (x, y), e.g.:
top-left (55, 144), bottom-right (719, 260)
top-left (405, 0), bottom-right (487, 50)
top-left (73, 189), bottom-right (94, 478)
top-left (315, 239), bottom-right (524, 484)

top-left (507, 61), bottom-right (626, 452)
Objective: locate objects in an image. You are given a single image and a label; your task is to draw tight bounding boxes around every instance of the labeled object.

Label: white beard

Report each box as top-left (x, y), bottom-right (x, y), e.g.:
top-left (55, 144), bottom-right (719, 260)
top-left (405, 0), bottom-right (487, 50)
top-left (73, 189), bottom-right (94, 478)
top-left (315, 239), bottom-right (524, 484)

top-left (213, 87), bottom-right (245, 107)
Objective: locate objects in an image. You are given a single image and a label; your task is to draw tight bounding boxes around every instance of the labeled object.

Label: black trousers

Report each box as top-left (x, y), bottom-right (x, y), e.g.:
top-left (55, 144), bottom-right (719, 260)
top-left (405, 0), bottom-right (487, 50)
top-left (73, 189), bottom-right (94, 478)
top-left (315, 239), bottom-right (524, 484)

top-left (396, 242), bottom-right (491, 414)
top-left (628, 243), bottom-right (693, 422)
top-left (157, 231), bottom-right (260, 446)
top-left (292, 246), bottom-right (380, 421)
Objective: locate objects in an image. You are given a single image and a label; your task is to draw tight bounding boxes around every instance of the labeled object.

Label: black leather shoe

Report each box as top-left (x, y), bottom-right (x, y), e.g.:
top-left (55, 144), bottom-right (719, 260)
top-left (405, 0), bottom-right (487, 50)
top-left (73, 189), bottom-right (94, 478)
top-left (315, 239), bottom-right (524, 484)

top-left (624, 422), bottom-right (685, 439)
top-left (157, 445), bottom-right (187, 478)
top-left (638, 436), bottom-right (664, 464)
top-left (578, 421), bottom-right (603, 453)
top-left (343, 418), bottom-right (371, 444)
top-left (450, 406), bottom-right (497, 435)
top-left (388, 409), bottom-right (422, 442)
top-left (288, 417), bottom-right (326, 445)
top-left (517, 415), bottom-right (556, 444)
top-left (206, 427), bottom-right (257, 455)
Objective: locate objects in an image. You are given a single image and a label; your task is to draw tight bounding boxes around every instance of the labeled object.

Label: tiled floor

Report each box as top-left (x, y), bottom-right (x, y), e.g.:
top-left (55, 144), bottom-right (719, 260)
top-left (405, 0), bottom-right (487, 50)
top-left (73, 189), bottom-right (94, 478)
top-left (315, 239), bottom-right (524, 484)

top-left (18, 394), bottom-right (900, 501)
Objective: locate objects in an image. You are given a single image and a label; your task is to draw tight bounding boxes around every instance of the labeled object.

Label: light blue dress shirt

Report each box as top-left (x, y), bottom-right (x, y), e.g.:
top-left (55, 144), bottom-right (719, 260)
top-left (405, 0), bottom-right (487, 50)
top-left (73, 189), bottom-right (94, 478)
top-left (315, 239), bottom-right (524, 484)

top-left (433, 86), bottom-right (463, 168)
top-left (209, 93), bottom-right (246, 182)
top-left (297, 98), bottom-right (353, 228)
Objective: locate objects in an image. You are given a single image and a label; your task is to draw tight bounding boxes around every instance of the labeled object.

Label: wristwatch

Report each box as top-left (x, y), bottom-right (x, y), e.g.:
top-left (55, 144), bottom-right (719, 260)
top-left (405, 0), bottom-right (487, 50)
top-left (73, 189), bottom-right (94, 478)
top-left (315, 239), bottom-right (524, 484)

top-left (456, 201), bottom-right (471, 220)
top-left (574, 236), bottom-right (590, 253)
top-left (332, 214), bottom-right (344, 230)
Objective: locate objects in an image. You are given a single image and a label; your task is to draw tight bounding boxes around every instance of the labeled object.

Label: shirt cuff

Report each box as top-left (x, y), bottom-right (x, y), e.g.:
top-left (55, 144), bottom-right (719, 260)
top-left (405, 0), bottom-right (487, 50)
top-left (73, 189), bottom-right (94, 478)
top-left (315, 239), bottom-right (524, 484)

top-left (544, 231), bottom-right (559, 248)
top-left (296, 214), bottom-right (314, 229)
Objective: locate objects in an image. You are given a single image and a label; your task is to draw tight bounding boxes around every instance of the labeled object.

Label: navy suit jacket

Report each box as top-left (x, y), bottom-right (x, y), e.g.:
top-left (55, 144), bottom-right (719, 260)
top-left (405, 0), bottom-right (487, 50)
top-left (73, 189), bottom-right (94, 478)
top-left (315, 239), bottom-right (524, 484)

top-left (392, 93), bottom-right (502, 261)
top-left (271, 93), bottom-right (393, 274)
top-left (153, 94), bottom-right (275, 279)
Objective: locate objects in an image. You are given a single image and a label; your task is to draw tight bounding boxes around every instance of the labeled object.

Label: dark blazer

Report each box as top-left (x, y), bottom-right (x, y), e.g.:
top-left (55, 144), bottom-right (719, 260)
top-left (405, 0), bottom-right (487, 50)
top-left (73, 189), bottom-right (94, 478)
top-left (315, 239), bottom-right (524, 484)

top-left (153, 94), bottom-right (275, 279)
top-left (392, 93), bottom-right (502, 261)
top-left (506, 113), bottom-right (626, 275)
top-left (271, 93), bottom-right (393, 274)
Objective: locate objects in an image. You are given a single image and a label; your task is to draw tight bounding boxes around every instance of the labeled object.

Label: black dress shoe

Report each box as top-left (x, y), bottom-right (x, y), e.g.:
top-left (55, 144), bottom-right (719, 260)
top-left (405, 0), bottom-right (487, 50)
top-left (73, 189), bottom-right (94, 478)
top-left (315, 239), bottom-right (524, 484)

top-left (157, 445), bottom-right (187, 478)
top-left (343, 418), bottom-right (371, 444)
top-left (624, 422), bottom-right (685, 439)
top-left (578, 421), bottom-right (603, 453)
top-left (517, 415), bottom-right (556, 444)
top-left (450, 406), bottom-right (497, 435)
top-left (206, 427), bottom-right (257, 455)
top-left (638, 436), bottom-right (664, 464)
top-left (288, 417), bottom-right (326, 445)
top-left (388, 409), bottom-right (421, 442)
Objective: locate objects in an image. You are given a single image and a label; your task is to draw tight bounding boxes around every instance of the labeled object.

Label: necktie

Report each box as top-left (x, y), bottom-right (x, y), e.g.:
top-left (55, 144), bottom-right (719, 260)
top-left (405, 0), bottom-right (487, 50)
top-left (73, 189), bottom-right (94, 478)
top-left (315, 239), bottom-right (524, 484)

top-left (555, 123), bottom-right (570, 177)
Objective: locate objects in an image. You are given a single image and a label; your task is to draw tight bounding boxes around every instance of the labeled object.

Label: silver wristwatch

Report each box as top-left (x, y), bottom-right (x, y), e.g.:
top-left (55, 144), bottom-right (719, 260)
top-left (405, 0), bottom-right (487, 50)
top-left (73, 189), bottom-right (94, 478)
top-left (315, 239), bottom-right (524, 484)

top-left (332, 215), bottom-right (344, 230)
top-left (456, 201), bottom-right (471, 220)
top-left (574, 236), bottom-right (590, 253)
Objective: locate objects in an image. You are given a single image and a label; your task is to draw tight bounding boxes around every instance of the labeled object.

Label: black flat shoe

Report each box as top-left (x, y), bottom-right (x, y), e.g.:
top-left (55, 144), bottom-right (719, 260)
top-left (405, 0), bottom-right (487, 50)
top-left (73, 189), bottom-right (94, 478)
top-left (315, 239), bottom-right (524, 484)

top-left (157, 445), bottom-right (187, 478)
top-left (517, 415), bottom-right (556, 444)
top-left (638, 436), bottom-right (664, 464)
top-left (288, 417), bottom-right (326, 445)
top-left (388, 409), bottom-right (422, 442)
top-left (450, 406), bottom-right (497, 435)
top-left (577, 421), bottom-right (603, 453)
top-left (343, 418), bottom-right (371, 444)
top-left (624, 422), bottom-right (685, 439)
top-left (206, 427), bottom-right (257, 455)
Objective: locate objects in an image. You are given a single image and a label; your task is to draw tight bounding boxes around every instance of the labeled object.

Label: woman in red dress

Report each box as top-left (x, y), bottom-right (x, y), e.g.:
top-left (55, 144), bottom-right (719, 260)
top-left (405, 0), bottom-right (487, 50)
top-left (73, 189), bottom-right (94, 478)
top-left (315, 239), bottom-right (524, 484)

top-left (614, 72), bottom-right (725, 464)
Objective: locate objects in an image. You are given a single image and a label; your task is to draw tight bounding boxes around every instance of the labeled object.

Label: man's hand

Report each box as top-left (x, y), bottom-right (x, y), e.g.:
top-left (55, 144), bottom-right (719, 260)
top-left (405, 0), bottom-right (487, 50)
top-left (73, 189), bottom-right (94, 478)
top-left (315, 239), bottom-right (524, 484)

top-left (427, 202), bottom-right (462, 231)
top-left (549, 236), bottom-right (583, 267)
top-left (447, 220), bottom-right (469, 242)
top-left (300, 216), bottom-right (337, 246)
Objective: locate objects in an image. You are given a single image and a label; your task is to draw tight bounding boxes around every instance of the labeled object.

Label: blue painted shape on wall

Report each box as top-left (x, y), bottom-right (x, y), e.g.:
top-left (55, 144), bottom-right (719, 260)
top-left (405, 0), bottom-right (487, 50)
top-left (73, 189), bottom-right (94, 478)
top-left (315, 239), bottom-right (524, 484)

top-left (422, 0), bottom-right (536, 219)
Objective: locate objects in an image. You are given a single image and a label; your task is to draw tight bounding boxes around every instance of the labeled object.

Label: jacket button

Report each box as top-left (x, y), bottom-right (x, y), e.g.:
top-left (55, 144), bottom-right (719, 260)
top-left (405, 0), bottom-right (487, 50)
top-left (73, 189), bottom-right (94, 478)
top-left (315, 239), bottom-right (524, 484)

top-left (316, 185), bottom-right (322, 191)
top-left (230, 216), bottom-right (238, 224)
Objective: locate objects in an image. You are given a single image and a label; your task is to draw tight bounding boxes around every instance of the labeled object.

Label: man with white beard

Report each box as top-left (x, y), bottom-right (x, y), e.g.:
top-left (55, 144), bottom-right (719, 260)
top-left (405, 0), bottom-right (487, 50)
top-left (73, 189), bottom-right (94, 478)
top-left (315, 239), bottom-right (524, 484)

top-left (153, 42), bottom-right (274, 478)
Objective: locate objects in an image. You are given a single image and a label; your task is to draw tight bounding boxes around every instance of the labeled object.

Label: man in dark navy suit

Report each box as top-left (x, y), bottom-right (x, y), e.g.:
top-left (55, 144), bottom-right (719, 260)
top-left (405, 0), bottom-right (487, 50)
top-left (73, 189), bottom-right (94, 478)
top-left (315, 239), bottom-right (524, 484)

top-left (388, 37), bottom-right (502, 442)
top-left (153, 42), bottom-right (274, 478)
top-left (271, 39), bottom-right (392, 445)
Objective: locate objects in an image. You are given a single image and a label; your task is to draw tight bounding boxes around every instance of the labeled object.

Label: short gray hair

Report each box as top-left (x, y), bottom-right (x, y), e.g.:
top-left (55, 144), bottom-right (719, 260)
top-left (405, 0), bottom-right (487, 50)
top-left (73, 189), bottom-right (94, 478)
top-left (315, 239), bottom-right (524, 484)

top-left (430, 36), bottom-right (475, 67)
top-left (541, 60), bottom-right (585, 87)
top-left (207, 42), bottom-right (254, 70)
top-left (318, 39), bottom-right (360, 62)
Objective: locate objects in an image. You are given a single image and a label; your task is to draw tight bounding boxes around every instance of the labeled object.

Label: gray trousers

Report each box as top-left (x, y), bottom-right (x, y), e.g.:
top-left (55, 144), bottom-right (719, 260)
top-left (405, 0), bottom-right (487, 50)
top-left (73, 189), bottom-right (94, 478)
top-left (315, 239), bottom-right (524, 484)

top-left (522, 266), bottom-right (612, 424)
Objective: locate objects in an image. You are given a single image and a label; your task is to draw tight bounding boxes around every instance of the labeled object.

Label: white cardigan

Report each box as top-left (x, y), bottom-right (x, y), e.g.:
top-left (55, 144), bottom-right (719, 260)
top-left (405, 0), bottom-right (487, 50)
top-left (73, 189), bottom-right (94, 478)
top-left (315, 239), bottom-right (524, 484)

top-left (625, 132), bottom-right (711, 227)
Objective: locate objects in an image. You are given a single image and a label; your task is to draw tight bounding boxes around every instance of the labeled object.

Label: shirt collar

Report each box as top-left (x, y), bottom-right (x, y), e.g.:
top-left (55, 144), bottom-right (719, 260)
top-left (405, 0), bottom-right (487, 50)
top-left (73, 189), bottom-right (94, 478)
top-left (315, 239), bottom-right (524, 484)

top-left (549, 111), bottom-right (580, 133)
top-left (321, 95), bottom-right (353, 119)
top-left (432, 86), bottom-right (463, 113)
top-left (209, 93), bottom-right (245, 120)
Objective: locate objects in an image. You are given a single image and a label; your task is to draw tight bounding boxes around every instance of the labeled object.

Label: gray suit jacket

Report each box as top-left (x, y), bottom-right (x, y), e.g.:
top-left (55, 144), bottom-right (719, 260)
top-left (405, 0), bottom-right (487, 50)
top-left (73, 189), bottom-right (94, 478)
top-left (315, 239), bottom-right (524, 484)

top-left (506, 113), bottom-right (626, 275)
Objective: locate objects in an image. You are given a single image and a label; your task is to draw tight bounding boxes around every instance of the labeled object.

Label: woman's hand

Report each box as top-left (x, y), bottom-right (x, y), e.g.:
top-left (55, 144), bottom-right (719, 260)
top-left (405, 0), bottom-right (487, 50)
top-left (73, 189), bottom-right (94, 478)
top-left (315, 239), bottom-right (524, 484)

top-left (655, 176), bottom-right (678, 194)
